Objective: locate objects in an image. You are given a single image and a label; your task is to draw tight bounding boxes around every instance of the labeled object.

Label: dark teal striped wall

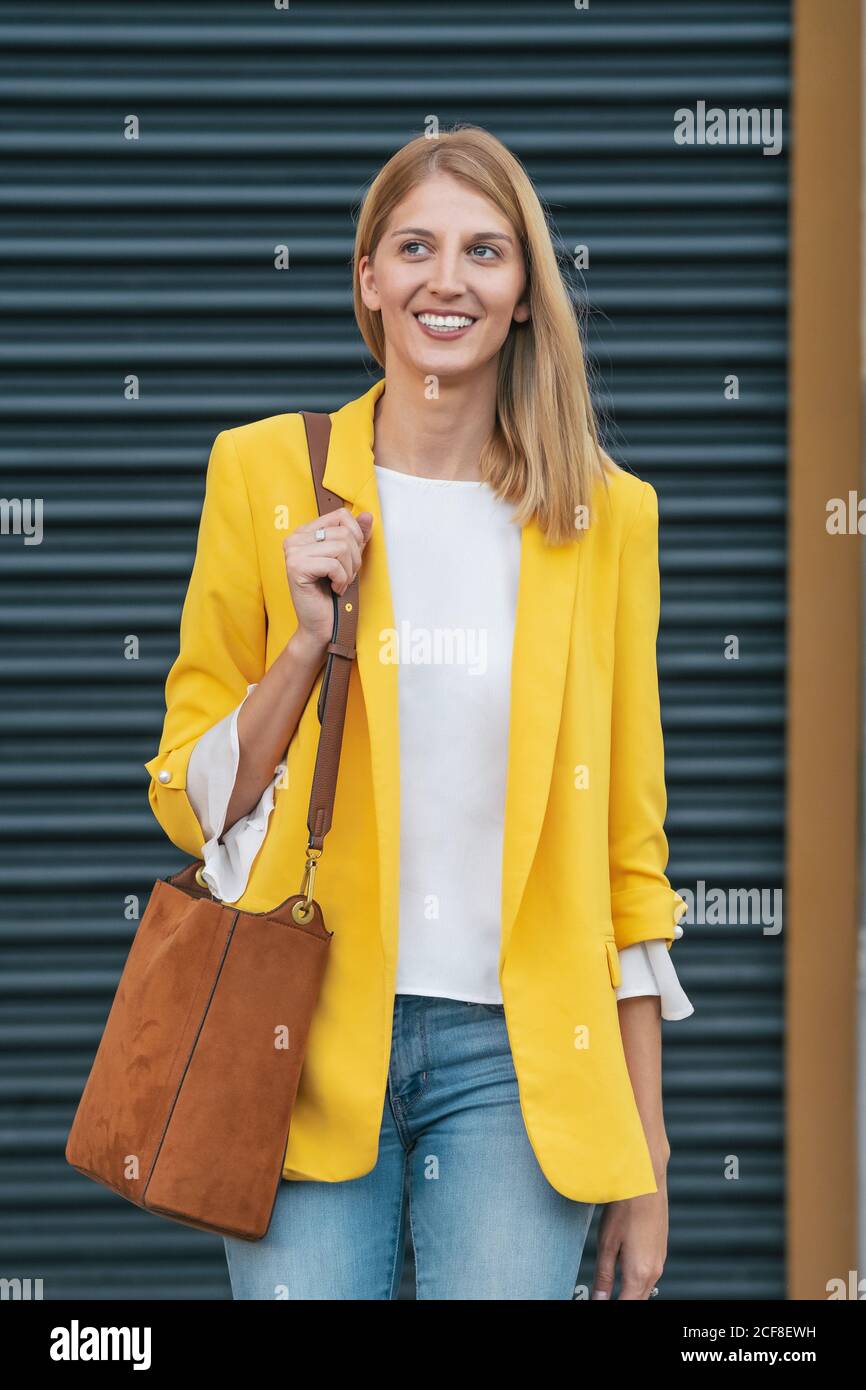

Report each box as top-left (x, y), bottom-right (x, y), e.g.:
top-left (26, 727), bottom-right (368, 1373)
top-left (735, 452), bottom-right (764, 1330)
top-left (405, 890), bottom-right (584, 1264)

top-left (0, 0), bottom-right (789, 1299)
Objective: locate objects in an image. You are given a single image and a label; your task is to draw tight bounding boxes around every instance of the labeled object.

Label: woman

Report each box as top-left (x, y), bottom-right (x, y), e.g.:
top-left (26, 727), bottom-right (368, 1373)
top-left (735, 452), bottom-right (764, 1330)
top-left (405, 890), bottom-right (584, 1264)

top-left (145, 126), bottom-right (693, 1301)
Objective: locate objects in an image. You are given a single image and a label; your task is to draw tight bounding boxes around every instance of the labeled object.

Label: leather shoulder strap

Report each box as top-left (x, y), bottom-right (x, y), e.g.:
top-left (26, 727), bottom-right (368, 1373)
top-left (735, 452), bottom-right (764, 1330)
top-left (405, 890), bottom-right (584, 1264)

top-left (299, 411), bottom-right (359, 852)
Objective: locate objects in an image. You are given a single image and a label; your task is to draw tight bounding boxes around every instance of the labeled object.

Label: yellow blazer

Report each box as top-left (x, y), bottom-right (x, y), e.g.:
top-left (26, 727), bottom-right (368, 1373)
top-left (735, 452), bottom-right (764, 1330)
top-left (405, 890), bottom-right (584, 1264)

top-left (144, 376), bottom-right (687, 1203)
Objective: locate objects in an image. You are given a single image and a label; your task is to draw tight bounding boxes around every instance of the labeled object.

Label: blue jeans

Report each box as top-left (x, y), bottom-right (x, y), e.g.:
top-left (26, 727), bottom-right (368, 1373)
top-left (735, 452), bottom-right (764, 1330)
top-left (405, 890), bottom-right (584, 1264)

top-left (223, 994), bottom-right (595, 1299)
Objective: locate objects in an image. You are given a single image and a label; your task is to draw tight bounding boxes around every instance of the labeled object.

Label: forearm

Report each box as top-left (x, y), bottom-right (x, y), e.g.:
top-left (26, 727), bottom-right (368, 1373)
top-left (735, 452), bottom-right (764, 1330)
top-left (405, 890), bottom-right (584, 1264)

top-left (617, 994), bottom-right (670, 1174)
top-left (224, 629), bottom-right (328, 829)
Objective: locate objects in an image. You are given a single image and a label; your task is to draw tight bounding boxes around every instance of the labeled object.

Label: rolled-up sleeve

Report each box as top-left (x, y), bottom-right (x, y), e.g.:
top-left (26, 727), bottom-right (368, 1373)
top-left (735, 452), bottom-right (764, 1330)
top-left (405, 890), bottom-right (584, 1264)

top-left (608, 481), bottom-right (688, 950)
top-left (144, 429), bottom-right (266, 859)
top-left (615, 929), bottom-right (695, 1020)
top-left (185, 684), bottom-right (281, 902)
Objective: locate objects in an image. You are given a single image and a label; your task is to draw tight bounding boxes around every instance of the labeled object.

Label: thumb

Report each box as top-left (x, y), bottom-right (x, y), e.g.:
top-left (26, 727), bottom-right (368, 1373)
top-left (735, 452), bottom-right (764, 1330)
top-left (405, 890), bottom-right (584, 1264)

top-left (356, 510), bottom-right (374, 542)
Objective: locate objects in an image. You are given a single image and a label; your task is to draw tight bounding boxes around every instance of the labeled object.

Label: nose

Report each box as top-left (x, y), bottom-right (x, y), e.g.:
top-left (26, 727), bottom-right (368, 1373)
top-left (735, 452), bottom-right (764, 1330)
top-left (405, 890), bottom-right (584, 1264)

top-left (423, 245), bottom-right (468, 300)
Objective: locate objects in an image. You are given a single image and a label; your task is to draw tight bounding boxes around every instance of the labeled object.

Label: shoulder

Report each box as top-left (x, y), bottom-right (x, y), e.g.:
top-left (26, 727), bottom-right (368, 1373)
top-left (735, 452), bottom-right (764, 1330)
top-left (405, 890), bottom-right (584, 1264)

top-left (592, 446), bottom-right (658, 548)
top-left (222, 411), bottom-right (310, 467)
top-left (210, 412), bottom-right (314, 498)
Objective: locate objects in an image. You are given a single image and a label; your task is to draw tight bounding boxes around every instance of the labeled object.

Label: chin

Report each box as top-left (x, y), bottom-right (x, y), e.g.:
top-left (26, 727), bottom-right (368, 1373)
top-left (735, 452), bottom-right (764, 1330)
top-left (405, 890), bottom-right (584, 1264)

top-left (410, 350), bottom-right (479, 380)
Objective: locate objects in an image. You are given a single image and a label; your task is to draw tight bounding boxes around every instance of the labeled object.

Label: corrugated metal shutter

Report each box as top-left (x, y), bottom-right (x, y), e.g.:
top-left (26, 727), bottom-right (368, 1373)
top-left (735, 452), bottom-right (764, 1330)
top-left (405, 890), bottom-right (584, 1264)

top-left (0, 0), bottom-right (788, 1300)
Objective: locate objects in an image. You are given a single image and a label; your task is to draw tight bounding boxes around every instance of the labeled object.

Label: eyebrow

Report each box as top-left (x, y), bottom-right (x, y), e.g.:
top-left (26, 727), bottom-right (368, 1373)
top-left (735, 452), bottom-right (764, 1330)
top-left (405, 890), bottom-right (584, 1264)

top-left (389, 226), bottom-right (513, 245)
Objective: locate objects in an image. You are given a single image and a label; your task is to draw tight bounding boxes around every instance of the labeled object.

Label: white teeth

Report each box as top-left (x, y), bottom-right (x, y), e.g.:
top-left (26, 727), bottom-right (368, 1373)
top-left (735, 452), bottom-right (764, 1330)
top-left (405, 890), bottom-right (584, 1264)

top-left (416, 313), bottom-right (475, 330)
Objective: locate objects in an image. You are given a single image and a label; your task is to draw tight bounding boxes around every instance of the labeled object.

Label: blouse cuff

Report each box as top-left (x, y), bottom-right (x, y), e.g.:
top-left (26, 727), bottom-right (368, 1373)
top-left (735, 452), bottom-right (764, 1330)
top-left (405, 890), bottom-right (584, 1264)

top-left (614, 924), bottom-right (695, 1020)
top-left (185, 683), bottom-right (281, 904)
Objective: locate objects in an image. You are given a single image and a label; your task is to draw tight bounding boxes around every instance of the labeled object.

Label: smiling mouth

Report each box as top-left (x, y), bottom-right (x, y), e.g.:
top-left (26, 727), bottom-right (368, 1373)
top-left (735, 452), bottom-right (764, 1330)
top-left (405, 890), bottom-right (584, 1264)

top-left (413, 312), bottom-right (478, 338)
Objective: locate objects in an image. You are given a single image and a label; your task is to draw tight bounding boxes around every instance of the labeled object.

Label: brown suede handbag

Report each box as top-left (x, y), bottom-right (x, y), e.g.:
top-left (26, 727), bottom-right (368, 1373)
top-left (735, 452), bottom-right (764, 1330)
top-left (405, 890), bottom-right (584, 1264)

top-left (65, 411), bottom-right (357, 1241)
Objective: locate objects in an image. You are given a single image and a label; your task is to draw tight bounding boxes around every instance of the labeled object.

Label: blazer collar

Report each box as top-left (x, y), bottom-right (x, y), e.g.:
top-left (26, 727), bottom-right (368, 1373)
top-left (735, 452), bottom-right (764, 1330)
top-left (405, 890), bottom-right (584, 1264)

top-left (321, 376), bottom-right (582, 975)
top-left (322, 376), bottom-right (385, 504)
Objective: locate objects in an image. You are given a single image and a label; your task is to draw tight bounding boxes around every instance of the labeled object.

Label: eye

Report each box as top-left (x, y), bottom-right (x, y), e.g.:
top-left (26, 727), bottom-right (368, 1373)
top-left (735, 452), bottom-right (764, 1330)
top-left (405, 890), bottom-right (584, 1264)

top-left (469, 244), bottom-right (500, 260)
top-left (399, 240), bottom-right (428, 257)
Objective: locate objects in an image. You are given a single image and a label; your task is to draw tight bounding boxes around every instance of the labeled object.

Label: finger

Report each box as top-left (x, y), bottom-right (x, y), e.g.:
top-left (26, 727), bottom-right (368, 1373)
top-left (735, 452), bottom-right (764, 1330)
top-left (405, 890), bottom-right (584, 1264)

top-left (299, 527), bottom-right (362, 576)
top-left (591, 1247), bottom-right (617, 1301)
top-left (618, 1267), bottom-right (661, 1301)
top-left (335, 506), bottom-right (367, 547)
top-left (292, 553), bottom-right (351, 594)
top-left (300, 506), bottom-right (365, 547)
top-left (616, 1278), bottom-right (643, 1300)
top-left (286, 525), bottom-right (362, 568)
top-left (296, 506), bottom-right (348, 535)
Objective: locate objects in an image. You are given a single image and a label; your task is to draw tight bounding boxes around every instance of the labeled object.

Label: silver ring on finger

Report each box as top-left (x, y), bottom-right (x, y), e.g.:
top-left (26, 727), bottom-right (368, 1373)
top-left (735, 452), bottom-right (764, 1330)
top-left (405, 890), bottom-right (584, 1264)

top-left (314, 527), bottom-right (326, 542)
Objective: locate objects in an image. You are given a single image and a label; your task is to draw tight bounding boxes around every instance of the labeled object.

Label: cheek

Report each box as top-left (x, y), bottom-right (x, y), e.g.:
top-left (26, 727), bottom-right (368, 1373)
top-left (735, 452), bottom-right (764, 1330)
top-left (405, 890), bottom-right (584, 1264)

top-left (377, 263), bottom-right (420, 309)
top-left (480, 277), bottom-right (525, 323)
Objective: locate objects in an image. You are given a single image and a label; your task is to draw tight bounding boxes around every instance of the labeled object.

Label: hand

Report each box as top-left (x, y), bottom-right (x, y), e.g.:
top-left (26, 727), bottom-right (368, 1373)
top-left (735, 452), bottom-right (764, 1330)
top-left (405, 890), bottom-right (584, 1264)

top-left (591, 1157), bottom-right (669, 1300)
top-left (283, 506), bottom-right (374, 652)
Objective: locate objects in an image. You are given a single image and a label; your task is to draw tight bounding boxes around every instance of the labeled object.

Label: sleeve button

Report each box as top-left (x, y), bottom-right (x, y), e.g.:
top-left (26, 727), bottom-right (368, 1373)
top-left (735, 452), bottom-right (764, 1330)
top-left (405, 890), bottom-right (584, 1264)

top-left (158, 769), bottom-right (172, 784)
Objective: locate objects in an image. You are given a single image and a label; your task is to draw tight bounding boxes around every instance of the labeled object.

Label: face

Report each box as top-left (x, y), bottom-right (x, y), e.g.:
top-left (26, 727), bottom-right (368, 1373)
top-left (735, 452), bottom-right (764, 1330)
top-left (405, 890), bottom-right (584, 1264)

top-left (357, 172), bottom-right (530, 382)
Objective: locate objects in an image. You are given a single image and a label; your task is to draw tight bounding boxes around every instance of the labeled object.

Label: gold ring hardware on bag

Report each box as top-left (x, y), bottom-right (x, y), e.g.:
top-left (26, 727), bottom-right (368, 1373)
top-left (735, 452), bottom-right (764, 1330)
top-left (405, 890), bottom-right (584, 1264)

top-left (194, 864), bottom-right (208, 890)
top-left (292, 847), bottom-right (322, 924)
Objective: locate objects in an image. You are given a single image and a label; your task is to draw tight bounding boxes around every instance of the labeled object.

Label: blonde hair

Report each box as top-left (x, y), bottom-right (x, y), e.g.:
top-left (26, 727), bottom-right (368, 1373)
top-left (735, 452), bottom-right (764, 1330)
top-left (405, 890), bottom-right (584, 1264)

top-left (352, 124), bottom-right (616, 545)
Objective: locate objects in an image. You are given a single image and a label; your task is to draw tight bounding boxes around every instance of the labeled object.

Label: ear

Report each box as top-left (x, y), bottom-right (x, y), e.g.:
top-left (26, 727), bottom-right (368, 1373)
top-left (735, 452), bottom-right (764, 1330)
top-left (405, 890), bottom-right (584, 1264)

top-left (357, 253), bottom-right (381, 313)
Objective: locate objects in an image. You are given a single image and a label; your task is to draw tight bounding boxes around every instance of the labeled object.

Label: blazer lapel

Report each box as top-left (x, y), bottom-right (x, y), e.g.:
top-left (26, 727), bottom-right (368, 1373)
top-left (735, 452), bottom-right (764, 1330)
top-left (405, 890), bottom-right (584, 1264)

top-left (499, 520), bottom-right (582, 968)
top-left (321, 376), bottom-right (384, 505)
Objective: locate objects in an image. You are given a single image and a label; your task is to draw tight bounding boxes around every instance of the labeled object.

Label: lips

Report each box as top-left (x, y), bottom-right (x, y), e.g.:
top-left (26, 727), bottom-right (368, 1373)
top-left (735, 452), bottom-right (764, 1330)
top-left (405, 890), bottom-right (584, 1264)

top-left (413, 311), bottom-right (478, 339)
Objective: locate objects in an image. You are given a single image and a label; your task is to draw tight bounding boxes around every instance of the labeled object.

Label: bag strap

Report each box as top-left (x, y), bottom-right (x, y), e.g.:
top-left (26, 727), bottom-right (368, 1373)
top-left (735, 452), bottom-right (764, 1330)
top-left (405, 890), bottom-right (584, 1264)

top-left (299, 411), bottom-right (359, 865)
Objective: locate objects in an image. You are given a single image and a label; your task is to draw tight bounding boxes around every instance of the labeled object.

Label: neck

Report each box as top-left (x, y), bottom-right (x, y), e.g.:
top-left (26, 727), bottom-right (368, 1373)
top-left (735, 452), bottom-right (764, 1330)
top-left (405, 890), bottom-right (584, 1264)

top-left (372, 360), bottom-right (498, 481)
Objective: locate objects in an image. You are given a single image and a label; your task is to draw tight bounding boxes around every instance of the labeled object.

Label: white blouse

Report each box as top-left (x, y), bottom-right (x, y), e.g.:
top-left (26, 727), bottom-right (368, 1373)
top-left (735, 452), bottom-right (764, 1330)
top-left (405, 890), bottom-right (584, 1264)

top-left (186, 465), bottom-right (694, 1022)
